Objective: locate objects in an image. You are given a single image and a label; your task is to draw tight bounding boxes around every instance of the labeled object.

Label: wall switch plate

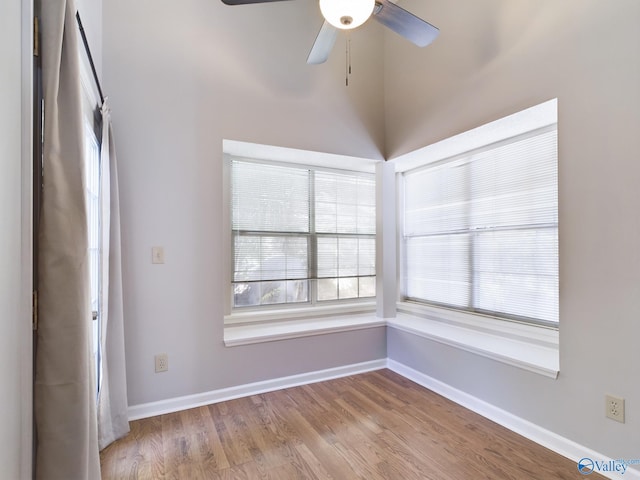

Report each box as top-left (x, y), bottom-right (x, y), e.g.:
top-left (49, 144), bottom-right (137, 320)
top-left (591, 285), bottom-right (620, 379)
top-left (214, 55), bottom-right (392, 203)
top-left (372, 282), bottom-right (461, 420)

top-left (155, 353), bottom-right (168, 373)
top-left (605, 394), bottom-right (625, 423)
top-left (152, 246), bottom-right (165, 264)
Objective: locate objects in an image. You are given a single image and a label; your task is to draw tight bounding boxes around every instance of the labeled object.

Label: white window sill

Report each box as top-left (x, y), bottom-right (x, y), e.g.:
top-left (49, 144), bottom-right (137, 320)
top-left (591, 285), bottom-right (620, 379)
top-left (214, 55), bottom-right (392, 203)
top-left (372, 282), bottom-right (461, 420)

top-left (390, 302), bottom-right (559, 379)
top-left (224, 303), bottom-right (382, 346)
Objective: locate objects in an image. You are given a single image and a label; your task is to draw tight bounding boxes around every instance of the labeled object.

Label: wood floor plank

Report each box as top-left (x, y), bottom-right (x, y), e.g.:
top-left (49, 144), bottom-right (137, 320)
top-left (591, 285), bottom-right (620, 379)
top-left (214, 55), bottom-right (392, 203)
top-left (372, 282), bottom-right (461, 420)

top-left (101, 370), bottom-right (603, 479)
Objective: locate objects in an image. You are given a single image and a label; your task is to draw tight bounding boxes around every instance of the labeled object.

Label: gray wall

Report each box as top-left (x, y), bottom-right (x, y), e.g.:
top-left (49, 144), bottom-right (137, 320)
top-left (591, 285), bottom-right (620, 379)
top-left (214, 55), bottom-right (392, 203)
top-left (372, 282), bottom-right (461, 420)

top-left (0, 0), bottom-right (31, 477)
top-left (385, 0), bottom-right (640, 460)
top-left (103, 0), bottom-right (387, 407)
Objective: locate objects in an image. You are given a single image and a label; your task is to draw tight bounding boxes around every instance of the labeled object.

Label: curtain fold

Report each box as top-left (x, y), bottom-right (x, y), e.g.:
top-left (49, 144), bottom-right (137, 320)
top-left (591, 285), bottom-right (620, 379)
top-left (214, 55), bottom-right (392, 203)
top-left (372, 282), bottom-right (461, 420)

top-left (97, 103), bottom-right (130, 449)
top-left (35, 0), bottom-right (101, 478)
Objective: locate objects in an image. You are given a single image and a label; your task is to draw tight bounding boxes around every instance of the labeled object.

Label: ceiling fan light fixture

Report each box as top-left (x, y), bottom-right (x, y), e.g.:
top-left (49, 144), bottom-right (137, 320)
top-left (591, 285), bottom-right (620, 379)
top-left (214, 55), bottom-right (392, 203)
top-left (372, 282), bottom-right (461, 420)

top-left (319, 0), bottom-right (376, 30)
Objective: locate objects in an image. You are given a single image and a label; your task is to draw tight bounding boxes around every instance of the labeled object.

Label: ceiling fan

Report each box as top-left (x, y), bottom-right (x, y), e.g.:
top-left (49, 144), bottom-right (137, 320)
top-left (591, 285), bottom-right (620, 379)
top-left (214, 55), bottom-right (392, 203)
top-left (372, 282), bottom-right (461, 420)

top-left (220, 0), bottom-right (439, 64)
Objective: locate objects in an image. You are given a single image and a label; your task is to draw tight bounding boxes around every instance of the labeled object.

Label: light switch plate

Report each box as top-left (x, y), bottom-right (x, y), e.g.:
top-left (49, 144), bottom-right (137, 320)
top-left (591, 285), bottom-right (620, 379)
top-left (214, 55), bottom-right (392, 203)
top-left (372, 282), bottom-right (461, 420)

top-left (152, 246), bottom-right (164, 264)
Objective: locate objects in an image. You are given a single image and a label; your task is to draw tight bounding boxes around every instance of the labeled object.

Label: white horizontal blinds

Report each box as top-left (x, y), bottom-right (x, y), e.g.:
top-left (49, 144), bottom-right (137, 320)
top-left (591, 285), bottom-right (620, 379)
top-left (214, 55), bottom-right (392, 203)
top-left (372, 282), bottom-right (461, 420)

top-left (403, 127), bottom-right (558, 324)
top-left (232, 160), bottom-right (309, 233)
top-left (469, 129), bottom-right (558, 323)
top-left (315, 170), bottom-right (376, 301)
top-left (473, 229), bottom-right (558, 322)
top-left (233, 236), bottom-right (308, 281)
top-left (232, 160), bottom-right (311, 307)
top-left (315, 171), bottom-right (376, 234)
top-left (468, 130), bottom-right (558, 229)
top-left (404, 234), bottom-right (471, 308)
top-left (231, 158), bottom-right (376, 308)
top-left (403, 155), bottom-right (470, 307)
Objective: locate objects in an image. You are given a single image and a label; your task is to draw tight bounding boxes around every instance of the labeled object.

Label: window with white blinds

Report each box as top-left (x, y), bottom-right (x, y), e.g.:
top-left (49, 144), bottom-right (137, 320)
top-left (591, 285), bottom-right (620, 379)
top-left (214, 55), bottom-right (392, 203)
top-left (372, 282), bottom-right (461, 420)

top-left (402, 126), bottom-right (558, 325)
top-left (231, 159), bottom-right (376, 308)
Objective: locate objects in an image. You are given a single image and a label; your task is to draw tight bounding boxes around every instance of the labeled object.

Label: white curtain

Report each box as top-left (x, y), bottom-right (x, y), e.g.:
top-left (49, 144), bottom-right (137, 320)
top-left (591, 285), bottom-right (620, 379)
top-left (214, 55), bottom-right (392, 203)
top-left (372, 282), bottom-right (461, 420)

top-left (35, 0), bottom-right (101, 478)
top-left (97, 103), bottom-right (130, 449)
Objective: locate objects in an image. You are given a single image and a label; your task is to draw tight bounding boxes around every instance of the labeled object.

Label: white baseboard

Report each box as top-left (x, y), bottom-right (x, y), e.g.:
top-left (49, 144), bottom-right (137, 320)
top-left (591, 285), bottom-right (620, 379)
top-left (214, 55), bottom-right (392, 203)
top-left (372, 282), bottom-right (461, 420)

top-left (386, 359), bottom-right (640, 480)
top-left (128, 358), bottom-right (387, 421)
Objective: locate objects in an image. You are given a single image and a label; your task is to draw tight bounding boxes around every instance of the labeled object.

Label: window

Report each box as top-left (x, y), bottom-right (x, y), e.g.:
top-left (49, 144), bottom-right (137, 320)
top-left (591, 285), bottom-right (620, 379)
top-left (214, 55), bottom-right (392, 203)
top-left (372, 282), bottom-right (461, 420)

top-left (401, 125), bottom-right (558, 326)
top-left (79, 42), bottom-right (103, 397)
top-left (230, 158), bottom-right (376, 309)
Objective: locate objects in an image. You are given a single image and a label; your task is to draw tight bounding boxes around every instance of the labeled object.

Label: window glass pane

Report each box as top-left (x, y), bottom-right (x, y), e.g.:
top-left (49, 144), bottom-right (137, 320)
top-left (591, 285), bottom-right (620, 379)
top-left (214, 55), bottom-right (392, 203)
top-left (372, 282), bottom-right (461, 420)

top-left (317, 237), bottom-right (376, 284)
top-left (233, 236), bottom-right (261, 282)
top-left (358, 238), bottom-right (376, 277)
top-left (286, 280), bottom-right (309, 303)
top-left (233, 282), bottom-right (259, 307)
top-left (234, 235), bottom-right (308, 281)
top-left (338, 238), bottom-right (358, 277)
top-left (338, 277), bottom-right (358, 299)
top-left (317, 278), bottom-right (338, 301)
top-left (260, 281), bottom-right (287, 305)
top-left (85, 125), bottom-right (100, 314)
top-left (317, 237), bottom-right (338, 278)
top-left (233, 280), bottom-right (309, 307)
top-left (359, 276), bottom-right (376, 298)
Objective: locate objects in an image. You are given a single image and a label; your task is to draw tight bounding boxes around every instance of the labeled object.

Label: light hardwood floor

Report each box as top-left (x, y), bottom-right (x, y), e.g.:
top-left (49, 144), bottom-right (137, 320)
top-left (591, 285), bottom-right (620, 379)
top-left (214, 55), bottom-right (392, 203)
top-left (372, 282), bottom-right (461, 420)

top-left (101, 369), bottom-right (598, 479)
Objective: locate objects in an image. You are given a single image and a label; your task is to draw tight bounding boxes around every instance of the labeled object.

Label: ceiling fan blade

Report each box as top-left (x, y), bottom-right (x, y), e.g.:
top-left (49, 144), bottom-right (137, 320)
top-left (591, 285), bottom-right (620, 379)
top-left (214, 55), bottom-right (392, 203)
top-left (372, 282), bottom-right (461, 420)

top-left (307, 21), bottom-right (338, 65)
top-left (221, 0), bottom-right (290, 5)
top-left (373, 0), bottom-right (439, 47)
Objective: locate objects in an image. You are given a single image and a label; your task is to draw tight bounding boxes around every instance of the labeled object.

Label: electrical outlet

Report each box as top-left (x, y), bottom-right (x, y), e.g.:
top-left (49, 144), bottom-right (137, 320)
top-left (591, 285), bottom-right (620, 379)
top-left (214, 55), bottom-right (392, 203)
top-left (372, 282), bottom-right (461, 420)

top-left (155, 353), bottom-right (168, 373)
top-left (605, 394), bottom-right (625, 423)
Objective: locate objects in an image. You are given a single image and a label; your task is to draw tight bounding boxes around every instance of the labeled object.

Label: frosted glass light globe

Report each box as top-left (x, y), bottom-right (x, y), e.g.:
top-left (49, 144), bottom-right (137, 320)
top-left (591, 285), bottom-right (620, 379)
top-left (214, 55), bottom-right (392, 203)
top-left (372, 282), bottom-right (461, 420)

top-left (319, 0), bottom-right (376, 30)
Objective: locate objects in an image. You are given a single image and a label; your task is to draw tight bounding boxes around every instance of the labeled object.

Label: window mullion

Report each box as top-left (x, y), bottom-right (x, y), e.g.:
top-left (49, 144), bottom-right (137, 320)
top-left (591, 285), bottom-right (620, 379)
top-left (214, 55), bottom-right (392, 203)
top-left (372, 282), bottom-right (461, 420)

top-left (466, 166), bottom-right (475, 310)
top-left (309, 169), bottom-right (317, 305)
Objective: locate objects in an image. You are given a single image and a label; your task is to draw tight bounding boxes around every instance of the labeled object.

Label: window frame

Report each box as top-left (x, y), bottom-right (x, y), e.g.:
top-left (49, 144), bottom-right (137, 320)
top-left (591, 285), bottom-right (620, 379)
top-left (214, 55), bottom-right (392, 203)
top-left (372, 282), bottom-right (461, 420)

top-left (398, 125), bottom-right (559, 328)
top-left (389, 99), bottom-right (560, 378)
top-left (391, 99), bottom-right (560, 336)
top-left (223, 141), bottom-right (379, 326)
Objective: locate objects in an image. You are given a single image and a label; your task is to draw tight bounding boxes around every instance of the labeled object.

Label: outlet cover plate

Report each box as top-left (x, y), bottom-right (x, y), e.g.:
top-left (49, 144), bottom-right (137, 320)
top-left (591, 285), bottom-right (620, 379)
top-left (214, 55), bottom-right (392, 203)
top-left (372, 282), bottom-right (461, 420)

top-left (155, 353), bottom-right (168, 373)
top-left (605, 394), bottom-right (625, 423)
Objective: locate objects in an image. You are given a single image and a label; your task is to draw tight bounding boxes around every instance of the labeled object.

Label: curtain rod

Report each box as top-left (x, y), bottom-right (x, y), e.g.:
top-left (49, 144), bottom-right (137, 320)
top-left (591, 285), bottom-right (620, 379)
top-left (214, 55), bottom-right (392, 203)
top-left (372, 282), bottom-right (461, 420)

top-left (75, 11), bottom-right (105, 105)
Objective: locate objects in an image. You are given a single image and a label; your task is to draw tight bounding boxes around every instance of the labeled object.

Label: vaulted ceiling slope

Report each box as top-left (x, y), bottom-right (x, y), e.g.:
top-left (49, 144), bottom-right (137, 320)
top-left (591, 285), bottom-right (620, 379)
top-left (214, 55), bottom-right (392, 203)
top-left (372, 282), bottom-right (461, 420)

top-left (103, 0), bottom-right (637, 160)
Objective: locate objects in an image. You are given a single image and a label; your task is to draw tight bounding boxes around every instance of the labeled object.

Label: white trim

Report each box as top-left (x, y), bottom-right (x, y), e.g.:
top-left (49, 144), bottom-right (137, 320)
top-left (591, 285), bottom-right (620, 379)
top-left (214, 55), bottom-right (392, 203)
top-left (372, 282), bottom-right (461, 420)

top-left (225, 301), bottom-right (376, 325)
top-left (224, 313), bottom-right (385, 346)
top-left (397, 301), bottom-right (558, 347)
top-left (389, 309), bottom-right (559, 379)
top-left (387, 359), bottom-right (640, 480)
top-left (389, 98), bottom-right (558, 172)
top-left (223, 139), bottom-right (381, 173)
top-left (128, 359), bottom-right (387, 420)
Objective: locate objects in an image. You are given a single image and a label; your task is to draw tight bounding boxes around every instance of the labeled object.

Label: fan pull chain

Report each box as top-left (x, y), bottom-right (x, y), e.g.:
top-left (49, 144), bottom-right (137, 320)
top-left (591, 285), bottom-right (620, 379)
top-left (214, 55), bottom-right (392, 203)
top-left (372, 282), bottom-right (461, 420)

top-left (345, 34), bottom-right (352, 86)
